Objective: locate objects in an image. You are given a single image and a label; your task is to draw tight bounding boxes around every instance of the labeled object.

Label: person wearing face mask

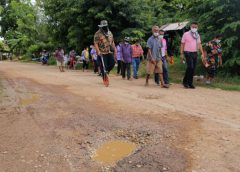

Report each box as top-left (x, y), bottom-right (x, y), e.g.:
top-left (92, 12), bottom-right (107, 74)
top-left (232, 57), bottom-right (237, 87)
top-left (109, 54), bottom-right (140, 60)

top-left (120, 37), bottom-right (133, 80)
top-left (94, 20), bottom-right (117, 87)
top-left (155, 30), bottom-right (169, 86)
top-left (181, 21), bottom-right (204, 89)
top-left (203, 35), bottom-right (223, 84)
top-left (131, 39), bottom-right (144, 79)
top-left (145, 26), bottom-right (168, 88)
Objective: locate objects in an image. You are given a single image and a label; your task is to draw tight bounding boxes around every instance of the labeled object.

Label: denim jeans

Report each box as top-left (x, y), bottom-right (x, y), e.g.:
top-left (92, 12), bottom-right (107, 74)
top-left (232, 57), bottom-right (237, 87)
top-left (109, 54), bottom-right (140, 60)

top-left (162, 57), bottom-right (169, 84)
top-left (132, 58), bottom-right (140, 78)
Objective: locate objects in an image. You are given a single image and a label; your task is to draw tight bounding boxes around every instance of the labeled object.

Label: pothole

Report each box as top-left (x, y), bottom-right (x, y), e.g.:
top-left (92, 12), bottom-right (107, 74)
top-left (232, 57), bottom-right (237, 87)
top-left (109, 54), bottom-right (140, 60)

top-left (93, 140), bottom-right (137, 165)
top-left (19, 94), bottom-right (39, 106)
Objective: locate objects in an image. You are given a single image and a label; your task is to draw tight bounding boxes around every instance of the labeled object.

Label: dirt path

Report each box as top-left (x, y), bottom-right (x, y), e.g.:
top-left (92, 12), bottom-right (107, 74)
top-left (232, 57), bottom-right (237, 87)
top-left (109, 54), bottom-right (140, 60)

top-left (0, 61), bottom-right (239, 172)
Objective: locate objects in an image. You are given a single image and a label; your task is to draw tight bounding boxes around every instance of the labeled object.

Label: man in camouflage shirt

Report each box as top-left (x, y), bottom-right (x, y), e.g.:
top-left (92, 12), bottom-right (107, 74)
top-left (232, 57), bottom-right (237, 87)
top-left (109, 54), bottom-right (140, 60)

top-left (94, 20), bottom-right (116, 85)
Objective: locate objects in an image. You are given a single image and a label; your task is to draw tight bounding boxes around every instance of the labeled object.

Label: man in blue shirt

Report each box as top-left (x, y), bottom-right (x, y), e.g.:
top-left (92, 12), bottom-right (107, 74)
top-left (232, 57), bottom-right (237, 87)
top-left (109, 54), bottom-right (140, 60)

top-left (145, 26), bottom-right (168, 88)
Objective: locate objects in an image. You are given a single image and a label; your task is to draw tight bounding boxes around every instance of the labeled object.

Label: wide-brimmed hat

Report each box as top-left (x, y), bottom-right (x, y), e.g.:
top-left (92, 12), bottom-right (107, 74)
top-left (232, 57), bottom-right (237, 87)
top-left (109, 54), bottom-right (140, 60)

top-left (98, 20), bottom-right (108, 27)
top-left (124, 37), bottom-right (130, 42)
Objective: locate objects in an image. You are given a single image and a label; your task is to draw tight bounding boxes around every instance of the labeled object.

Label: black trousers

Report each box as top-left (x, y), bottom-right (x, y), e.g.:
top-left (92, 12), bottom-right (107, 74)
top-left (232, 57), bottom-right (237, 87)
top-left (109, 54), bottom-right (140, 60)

top-left (99, 53), bottom-right (115, 78)
top-left (121, 62), bottom-right (131, 79)
top-left (183, 52), bottom-right (198, 86)
top-left (93, 59), bottom-right (98, 73)
top-left (83, 60), bottom-right (89, 69)
top-left (117, 60), bottom-right (122, 74)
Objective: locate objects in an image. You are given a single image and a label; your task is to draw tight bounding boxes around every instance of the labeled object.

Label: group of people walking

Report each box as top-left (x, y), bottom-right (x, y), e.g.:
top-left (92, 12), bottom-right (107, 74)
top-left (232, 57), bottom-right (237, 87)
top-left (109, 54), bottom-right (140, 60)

top-left (54, 20), bottom-right (223, 88)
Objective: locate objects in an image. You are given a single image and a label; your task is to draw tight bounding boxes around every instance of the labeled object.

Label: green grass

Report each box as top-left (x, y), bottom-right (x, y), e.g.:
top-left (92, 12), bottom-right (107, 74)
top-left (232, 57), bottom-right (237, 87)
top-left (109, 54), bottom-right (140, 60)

top-left (18, 55), bottom-right (240, 91)
top-left (112, 57), bottom-right (240, 91)
top-left (168, 57), bottom-right (240, 91)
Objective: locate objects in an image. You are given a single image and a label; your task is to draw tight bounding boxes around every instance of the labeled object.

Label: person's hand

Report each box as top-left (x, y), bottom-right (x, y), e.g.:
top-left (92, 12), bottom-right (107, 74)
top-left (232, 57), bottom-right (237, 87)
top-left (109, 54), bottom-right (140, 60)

top-left (150, 58), bottom-right (156, 64)
top-left (180, 53), bottom-right (185, 63)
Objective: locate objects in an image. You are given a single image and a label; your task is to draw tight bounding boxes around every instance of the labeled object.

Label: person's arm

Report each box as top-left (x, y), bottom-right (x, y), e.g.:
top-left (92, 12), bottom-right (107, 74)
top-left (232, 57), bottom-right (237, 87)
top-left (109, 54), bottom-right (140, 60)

top-left (180, 43), bottom-right (185, 63)
top-left (120, 46), bottom-right (124, 62)
top-left (146, 38), bottom-right (154, 63)
top-left (140, 46), bottom-right (144, 59)
top-left (130, 46), bottom-right (133, 60)
top-left (148, 48), bottom-right (155, 64)
top-left (199, 43), bottom-right (204, 59)
top-left (112, 40), bottom-right (117, 61)
top-left (94, 43), bottom-right (101, 56)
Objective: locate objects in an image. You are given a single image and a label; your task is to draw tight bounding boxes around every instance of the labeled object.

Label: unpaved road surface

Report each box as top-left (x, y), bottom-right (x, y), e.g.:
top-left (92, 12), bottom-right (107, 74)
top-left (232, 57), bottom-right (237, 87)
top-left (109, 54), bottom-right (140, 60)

top-left (0, 61), bottom-right (239, 172)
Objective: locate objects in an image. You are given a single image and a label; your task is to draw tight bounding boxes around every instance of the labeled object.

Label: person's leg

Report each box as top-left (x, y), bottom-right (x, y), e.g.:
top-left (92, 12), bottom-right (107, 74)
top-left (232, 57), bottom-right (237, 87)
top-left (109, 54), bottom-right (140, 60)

top-left (100, 55), bottom-right (109, 79)
top-left (86, 62), bottom-right (89, 70)
top-left (155, 73), bottom-right (159, 85)
top-left (122, 62), bottom-right (126, 79)
top-left (107, 54), bottom-right (115, 73)
top-left (127, 63), bottom-right (131, 80)
top-left (97, 56), bottom-right (101, 76)
top-left (162, 58), bottom-right (169, 84)
top-left (145, 61), bottom-right (153, 86)
top-left (183, 53), bottom-right (191, 87)
top-left (156, 60), bottom-right (167, 87)
top-left (136, 58), bottom-right (140, 78)
top-left (188, 53), bottom-right (197, 87)
top-left (99, 56), bottom-right (104, 79)
top-left (82, 60), bottom-right (85, 71)
top-left (93, 60), bottom-right (97, 73)
top-left (183, 55), bottom-right (188, 86)
top-left (145, 74), bottom-right (150, 86)
top-left (117, 60), bottom-right (121, 74)
top-left (132, 58), bottom-right (137, 78)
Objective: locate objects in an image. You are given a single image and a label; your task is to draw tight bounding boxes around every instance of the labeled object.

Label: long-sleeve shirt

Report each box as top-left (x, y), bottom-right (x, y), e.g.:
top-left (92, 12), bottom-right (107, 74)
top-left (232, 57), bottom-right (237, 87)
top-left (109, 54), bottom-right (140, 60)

top-left (121, 44), bottom-right (133, 63)
top-left (116, 45), bottom-right (122, 61)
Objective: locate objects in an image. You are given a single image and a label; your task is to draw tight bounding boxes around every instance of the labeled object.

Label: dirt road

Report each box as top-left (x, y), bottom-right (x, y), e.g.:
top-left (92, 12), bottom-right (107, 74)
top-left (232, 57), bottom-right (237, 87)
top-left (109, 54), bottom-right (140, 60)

top-left (0, 61), bottom-right (239, 172)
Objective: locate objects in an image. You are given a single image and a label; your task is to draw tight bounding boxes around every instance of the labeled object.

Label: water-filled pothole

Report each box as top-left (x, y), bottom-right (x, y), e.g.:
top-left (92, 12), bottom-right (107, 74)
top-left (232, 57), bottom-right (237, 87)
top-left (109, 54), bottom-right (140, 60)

top-left (93, 140), bottom-right (137, 165)
top-left (19, 94), bottom-right (39, 105)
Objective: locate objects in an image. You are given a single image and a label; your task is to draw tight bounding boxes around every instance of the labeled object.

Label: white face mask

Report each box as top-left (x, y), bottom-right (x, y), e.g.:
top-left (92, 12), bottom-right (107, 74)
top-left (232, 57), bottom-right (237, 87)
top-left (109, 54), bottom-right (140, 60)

top-left (153, 32), bottom-right (159, 37)
top-left (216, 39), bottom-right (221, 44)
top-left (159, 35), bottom-right (164, 39)
top-left (191, 28), bottom-right (198, 33)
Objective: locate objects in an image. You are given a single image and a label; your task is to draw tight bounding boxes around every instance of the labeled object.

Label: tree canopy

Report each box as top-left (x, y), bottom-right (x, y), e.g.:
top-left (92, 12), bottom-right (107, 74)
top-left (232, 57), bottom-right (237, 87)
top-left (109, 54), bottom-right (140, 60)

top-left (0, 0), bottom-right (239, 74)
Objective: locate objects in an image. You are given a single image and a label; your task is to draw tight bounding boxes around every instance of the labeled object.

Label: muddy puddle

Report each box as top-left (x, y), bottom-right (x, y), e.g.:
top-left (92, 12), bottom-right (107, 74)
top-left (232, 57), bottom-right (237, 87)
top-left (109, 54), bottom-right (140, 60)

top-left (93, 140), bottom-right (137, 165)
top-left (19, 94), bottom-right (39, 106)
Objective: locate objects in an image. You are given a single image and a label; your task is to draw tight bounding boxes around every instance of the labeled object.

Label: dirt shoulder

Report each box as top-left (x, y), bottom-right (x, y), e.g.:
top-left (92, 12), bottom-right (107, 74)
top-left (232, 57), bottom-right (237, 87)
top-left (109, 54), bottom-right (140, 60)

top-left (0, 61), bottom-right (239, 172)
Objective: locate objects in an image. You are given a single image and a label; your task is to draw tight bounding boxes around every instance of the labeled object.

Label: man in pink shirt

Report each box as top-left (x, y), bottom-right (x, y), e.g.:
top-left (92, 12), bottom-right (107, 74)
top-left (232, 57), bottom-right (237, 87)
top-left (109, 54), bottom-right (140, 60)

top-left (180, 22), bottom-right (204, 89)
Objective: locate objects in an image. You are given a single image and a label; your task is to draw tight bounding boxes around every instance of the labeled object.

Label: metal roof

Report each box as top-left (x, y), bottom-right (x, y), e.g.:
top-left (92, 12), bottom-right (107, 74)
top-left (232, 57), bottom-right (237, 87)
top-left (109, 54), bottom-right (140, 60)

top-left (160, 21), bottom-right (189, 31)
